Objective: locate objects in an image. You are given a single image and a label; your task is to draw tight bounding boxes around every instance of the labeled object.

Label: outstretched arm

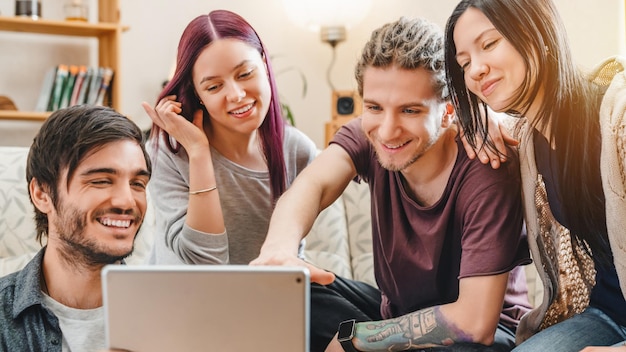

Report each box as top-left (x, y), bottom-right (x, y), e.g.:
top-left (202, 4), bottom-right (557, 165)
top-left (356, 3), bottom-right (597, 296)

top-left (326, 273), bottom-right (509, 351)
top-left (251, 144), bottom-right (356, 284)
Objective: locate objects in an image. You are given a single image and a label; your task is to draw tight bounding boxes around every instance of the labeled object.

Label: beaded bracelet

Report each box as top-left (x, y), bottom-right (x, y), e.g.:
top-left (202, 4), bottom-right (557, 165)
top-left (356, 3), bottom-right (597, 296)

top-left (189, 186), bottom-right (217, 195)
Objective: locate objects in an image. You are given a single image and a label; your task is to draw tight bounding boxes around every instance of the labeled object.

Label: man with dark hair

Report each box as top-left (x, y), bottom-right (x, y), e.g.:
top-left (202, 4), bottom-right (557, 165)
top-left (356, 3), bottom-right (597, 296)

top-left (252, 17), bottom-right (531, 352)
top-left (0, 105), bottom-right (152, 351)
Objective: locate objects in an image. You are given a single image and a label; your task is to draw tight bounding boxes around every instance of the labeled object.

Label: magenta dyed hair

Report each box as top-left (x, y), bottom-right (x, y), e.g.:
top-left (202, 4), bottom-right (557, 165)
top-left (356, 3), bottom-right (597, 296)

top-left (151, 9), bottom-right (287, 201)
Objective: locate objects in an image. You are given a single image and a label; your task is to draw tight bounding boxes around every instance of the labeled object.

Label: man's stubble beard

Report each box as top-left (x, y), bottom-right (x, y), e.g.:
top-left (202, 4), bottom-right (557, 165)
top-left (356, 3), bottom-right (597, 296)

top-left (53, 203), bottom-right (137, 268)
top-left (373, 130), bottom-right (440, 172)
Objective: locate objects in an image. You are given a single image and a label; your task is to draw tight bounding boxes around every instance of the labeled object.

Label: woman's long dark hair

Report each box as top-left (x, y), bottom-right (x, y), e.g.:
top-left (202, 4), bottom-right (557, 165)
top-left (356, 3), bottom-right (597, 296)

top-left (151, 10), bottom-right (287, 202)
top-left (444, 0), bottom-right (610, 263)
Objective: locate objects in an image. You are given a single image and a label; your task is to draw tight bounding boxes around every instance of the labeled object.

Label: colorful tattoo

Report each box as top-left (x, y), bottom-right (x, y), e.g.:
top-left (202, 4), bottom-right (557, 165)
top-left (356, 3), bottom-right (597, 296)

top-left (353, 307), bottom-right (473, 351)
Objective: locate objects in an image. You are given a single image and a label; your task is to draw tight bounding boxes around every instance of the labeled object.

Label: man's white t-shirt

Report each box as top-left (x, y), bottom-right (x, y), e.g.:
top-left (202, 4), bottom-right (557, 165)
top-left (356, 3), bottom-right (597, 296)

top-left (42, 293), bottom-right (105, 352)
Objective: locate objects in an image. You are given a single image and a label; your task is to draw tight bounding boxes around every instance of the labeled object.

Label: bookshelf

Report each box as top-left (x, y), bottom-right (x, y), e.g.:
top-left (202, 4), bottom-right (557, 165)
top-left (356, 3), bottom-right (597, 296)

top-left (0, 0), bottom-right (126, 121)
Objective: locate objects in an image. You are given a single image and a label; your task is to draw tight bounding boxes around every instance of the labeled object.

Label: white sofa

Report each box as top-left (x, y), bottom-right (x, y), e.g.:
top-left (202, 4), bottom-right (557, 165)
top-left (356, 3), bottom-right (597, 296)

top-left (0, 145), bottom-right (376, 287)
top-left (0, 145), bottom-right (541, 306)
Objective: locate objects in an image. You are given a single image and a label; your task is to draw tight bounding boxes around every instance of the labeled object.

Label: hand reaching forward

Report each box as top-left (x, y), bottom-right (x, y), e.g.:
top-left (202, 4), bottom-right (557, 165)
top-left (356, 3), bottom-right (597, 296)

top-left (250, 251), bottom-right (336, 286)
top-left (142, 95), bottom-right (208, 154)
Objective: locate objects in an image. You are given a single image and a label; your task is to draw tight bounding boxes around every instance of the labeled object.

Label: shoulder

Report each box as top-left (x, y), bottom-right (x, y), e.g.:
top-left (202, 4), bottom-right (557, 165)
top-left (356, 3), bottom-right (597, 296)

top-left (454, 137), bottom-right (521, 187)
top-left (589, 56), bottom-right (625, 87)
top-left (284, 125), bottom-right (315, 146)
top-left (330, 118), bottom-right (373, 172)
top-left (0, 270), bottom-right (22, 321)
top-left (282, 125), bottom-right (318, 172)
top-left (591, 56), bottom-right (626, 116)
top-left (596, 57), bottom-right (626, 145)
top-left (331, 118), bottom-right (368, 151)
top-left (146, 137), bottom-right (188, 169)
top-left (0, 271), bottom-right (18, 296)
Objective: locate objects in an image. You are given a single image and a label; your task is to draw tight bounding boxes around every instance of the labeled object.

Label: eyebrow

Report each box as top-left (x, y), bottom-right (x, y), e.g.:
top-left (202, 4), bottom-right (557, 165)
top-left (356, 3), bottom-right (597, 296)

top-left (455, 27), bottom-right (498, 58)
top-left (363, 98), bottom-right (428, 108)
top-left (81, 168), bottom-right (151, 178)
top-left (199, 60), bottom-right (252, 84)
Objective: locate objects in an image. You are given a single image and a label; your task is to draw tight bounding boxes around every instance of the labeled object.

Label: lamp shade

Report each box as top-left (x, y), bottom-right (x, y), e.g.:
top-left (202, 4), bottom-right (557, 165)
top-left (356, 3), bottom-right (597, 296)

top-left (281, 0), bottom-right (373, 32)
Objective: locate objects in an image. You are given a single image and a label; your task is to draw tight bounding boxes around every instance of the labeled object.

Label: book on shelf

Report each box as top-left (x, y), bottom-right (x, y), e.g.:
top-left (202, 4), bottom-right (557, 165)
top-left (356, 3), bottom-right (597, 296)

top-left (34, 67), bottom-right (57, 112)
top-left (69, 65), bottom-right (87, 106)
top-left (35, 64), bottom-right (115, 112)
top-left (95, 67), bottom-right (114, 106)
top-left (86, 67), bottom-right (104, 105)
top-left (49, 64), bottom-right (69, 111)
top-left (76, 66), bottom-right (95, 106)
top-left (59, 65), bottom-right (79, 109)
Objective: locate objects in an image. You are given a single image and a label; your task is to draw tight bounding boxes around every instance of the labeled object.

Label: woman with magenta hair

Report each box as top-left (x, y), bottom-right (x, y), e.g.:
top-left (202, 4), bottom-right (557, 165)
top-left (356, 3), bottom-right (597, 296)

top-left (142, 10), bottom-right (317, 266)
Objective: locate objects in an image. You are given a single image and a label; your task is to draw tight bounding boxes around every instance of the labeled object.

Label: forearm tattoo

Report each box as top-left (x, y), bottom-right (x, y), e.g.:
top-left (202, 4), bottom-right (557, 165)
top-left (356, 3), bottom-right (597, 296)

top-left (353, 307), bottom-right (473, 351)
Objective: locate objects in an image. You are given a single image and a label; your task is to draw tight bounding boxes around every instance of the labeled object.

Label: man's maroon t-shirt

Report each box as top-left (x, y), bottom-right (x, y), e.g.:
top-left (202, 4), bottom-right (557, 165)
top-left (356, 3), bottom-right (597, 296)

top-left (331, 118), bottom-right (531, 329)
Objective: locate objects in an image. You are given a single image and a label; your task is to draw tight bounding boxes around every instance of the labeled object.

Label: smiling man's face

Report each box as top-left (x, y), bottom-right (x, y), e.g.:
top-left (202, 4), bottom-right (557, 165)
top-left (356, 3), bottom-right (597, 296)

top-left (47, 140), bottom-right (150, 265)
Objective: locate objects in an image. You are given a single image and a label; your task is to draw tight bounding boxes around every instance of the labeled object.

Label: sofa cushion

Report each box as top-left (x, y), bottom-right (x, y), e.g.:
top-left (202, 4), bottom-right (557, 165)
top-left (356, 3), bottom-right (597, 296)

top-left (304, 198), bottom-right (352, 280)
top-left (302, 180), bottom-right (377, 288)
top-left (0, 147), bottom-right (38, 276)
top-left (343, 181), bottom-right (376, 288)
top-left (0, 147), bottom-right (38, 258)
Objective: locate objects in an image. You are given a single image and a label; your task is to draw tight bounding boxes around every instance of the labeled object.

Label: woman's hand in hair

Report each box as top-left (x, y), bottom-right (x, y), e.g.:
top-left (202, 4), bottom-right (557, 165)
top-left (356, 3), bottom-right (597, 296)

top-left (460, 110), bottom-right (519, 169)
top-left (142, 95), bottom-right (208, 155)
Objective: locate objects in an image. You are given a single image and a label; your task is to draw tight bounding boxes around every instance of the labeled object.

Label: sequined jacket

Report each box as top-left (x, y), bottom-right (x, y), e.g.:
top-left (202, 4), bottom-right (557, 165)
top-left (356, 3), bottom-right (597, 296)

top-left (515, 56), bottom-right (626, 343)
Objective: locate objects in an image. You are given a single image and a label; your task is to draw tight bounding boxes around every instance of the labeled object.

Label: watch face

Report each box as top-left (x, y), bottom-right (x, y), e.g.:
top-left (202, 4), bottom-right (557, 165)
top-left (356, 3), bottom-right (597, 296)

top-left (338, 319), bottom-right (355, 340)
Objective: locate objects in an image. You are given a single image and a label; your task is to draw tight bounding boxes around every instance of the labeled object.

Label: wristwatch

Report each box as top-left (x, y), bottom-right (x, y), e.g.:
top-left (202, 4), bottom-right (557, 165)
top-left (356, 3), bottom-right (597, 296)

top-left (337, 319), bottom-right (359, 352)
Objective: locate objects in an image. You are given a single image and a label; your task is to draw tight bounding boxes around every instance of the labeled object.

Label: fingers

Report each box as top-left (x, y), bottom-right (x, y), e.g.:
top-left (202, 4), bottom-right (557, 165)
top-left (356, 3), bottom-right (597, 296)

top-left (155, 95), bottom-right (182, 118)
top-left (500, 126), bottom-right (520, 147)
top-left (141, 101), bottom-right (160, 125)
top-left (474, 147), bottom-right (489, 164)
top-left (250, 255), bottom-right (336, 286)
top-left (142, 96), bottom-right (189, 132)
top-left (460, 132), bottom-right (477, 160)
top-left (489, 156), bottom-right (502, 169)
top-left (307, 263), bottom-right (336, 286)
top-left (142, 95), bottom-right (182, 128)
top-left (475, 146), bottom-right (502, 169)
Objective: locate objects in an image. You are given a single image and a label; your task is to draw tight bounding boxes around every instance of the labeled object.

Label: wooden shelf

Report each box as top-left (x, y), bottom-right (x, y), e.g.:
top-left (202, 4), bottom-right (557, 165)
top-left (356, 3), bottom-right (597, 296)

top-left (0, 110), bottom-right (50, 121)
top-left (0, 16), bottom-right (127, 37)
top-left (0, 1), bottom-right (125, 122)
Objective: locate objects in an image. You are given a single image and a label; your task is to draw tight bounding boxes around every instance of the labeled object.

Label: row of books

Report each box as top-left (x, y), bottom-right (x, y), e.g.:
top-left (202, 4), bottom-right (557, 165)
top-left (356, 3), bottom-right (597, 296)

top-left (35, 65), bottom-right (114, 112)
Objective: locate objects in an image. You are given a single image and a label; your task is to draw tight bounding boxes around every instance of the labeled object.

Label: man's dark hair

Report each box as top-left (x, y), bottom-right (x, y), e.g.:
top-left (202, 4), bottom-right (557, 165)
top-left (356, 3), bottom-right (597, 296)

top-left (26, 104), bottom-right (151, 243)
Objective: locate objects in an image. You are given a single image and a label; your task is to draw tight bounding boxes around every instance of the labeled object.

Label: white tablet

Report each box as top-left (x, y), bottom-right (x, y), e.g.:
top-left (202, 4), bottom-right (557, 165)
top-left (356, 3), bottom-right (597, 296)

top-left (102, 265), bottom-right (310, 352)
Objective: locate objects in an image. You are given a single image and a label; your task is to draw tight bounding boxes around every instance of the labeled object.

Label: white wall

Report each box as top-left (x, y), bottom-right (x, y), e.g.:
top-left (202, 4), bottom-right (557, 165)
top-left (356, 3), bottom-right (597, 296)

top-left (1, 0), bottom-right (624, 147)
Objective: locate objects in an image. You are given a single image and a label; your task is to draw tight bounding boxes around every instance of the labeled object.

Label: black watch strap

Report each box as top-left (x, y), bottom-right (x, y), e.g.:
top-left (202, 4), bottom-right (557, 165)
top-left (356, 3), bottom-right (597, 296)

top-left (337, 319), bottom-right (359, 352)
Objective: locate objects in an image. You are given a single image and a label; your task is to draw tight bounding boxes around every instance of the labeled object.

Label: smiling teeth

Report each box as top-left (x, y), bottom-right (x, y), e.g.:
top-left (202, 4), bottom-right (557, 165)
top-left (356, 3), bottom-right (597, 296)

top-left (385, 142), bottom-right (408, 149)
top-left (231, 103), bottom-right (253, 114)
top-left (100, 218), bottom-right (131, 228)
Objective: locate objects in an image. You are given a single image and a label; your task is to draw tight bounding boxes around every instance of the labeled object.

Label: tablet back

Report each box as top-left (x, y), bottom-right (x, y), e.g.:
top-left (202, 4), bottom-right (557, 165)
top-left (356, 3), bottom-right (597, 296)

top-left (102, 265), bottom-right (310, 352)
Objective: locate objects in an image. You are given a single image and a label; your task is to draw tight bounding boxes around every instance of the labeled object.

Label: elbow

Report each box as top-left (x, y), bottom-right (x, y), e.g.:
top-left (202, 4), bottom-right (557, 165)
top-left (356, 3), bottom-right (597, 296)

top-left (464, 323), bottom-right (497, 346)
top-left (472, 332), bottom-right (495, 346)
